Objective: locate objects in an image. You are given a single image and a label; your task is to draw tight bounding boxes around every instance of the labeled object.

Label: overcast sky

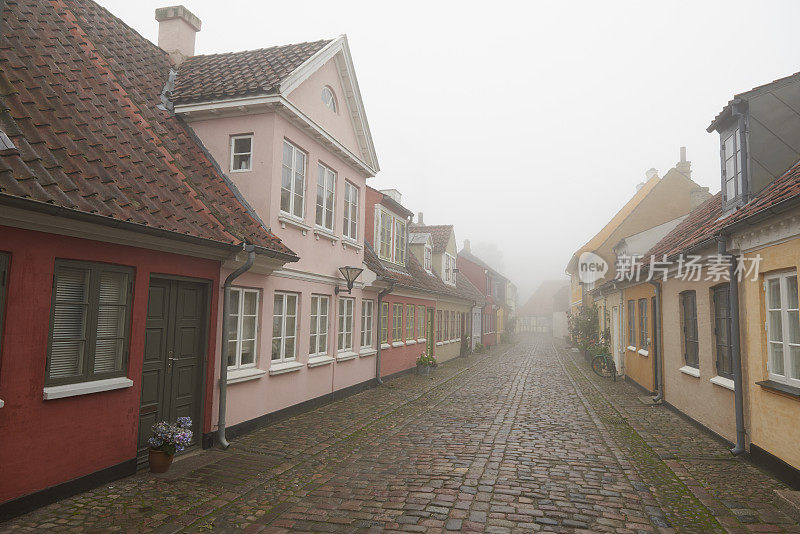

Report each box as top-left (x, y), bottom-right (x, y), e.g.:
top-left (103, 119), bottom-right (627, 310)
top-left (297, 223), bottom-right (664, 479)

top-left (101, 0), bottom-right (800, 300)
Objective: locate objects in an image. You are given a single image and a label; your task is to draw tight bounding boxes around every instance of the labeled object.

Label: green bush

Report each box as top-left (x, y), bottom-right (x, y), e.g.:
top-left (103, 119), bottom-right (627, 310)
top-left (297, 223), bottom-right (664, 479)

top-left (416, 352), bottom-right (437, 367)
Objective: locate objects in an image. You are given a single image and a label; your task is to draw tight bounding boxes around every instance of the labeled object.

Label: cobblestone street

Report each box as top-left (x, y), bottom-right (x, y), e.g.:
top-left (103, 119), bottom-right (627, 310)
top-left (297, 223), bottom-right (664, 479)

top-left (3, 336), bottom-right (799, 533)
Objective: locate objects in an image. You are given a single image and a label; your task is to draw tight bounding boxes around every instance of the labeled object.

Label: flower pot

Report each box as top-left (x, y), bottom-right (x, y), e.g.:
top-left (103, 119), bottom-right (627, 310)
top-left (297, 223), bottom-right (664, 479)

top-left (148, 448), bottom-right (174, 473)
top-left (416, 365), bottom-right (431, 376)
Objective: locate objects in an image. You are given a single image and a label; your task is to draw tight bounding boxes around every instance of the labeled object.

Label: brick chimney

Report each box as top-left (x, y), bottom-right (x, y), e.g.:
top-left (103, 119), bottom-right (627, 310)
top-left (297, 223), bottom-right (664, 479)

top-left (417, 212), bottom-right (424, 225)
top-left (676, 146), bottom-right (692, 179)
top-left (155, 5), bottom-right (201, 66)
top-left (463, 239), bottom-right (471, 253)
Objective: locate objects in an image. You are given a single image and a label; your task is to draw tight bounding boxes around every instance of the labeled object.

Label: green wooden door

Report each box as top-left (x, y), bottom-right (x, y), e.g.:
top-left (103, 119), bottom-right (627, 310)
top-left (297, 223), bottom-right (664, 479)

top-left (138, 278), bottom-right (207, 464)
top-left (426, 308), bottom-right (434, 356)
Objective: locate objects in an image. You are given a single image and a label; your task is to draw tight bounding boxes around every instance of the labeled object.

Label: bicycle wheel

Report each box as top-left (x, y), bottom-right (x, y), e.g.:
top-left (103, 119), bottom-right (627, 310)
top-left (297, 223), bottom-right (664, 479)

top-left (591, 355), bottom-right (612, 378)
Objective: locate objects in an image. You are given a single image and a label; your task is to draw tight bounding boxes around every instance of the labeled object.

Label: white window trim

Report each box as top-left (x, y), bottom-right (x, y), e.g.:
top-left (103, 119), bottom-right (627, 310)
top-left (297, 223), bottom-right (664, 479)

top-left (375, 206), bottom-right (407, 265)
top-left (315, 163), bottom-right (336, 232)
top-left (309, 295), bottom-right (330, 358)
top-left (406, 305), bottom-right (415, 341)
top-left (269, 360), bottom-right (304, 375)
top-left (230, 134), bottom-right (253, 173)
top-left (678, 365), bottom-right (700, 378)
top-left (322, 86), bottom-right (337, 112)
top-left (360, 300), bottom-right (374, 350)
top-left (227, 367), bottom-right (267, 384)
top-left (343, 181), bottom-right (359, 241)
top-left (710, 375), bottom-right (735, 391)
top-left (280, 140), bottom-right (306, 221)
top-left (337, 297), bottom-right (355, 353)
top-left (359, 347), bottom-right (377, 357)
top-left (227, 287), bottom-right (260, 372)
top-left (307, 354), bottom-right (335, 368)
top-left (638, 349), bottom-right (649, 356)
top-left (271, 292), bottom-right (298, 365)
top-left (336, 351), bottom-right (358, 361)
top-left (765, 271), bottom-right (800, 388)
top-left (43, 377), bottom-right (134, 400)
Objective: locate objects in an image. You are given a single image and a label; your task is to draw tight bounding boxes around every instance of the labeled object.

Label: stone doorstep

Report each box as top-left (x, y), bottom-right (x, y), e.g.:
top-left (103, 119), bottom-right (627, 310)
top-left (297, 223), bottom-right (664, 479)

top-left (775, 490), bottom-right (800, 523)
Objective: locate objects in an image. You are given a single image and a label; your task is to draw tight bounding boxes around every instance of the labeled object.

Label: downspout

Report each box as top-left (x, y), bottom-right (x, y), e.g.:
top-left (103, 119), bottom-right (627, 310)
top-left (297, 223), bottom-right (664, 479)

top-left (217, 244), bottom-right (256, 449)
top-left (375, 280), bottom-right (396, 385)
top-left (648, 280), bottom-right (664, 402)
top-left (720, 235), bottom-right (747, 455)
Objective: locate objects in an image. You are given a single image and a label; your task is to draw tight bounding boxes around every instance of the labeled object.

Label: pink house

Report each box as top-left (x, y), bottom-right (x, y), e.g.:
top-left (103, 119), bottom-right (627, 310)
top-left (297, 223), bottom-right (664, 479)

top-left (157, 8), bottom-right (382, 441)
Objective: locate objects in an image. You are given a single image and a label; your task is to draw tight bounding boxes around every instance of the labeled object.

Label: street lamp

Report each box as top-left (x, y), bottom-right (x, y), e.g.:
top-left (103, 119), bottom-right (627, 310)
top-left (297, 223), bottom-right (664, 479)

top-left (335, 266), bottom-right (364, 294)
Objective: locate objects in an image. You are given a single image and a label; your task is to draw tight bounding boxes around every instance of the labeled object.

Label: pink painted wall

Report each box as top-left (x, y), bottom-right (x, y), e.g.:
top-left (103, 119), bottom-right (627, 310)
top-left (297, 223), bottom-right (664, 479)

top-left (287, 56), bottom-right (362, 157)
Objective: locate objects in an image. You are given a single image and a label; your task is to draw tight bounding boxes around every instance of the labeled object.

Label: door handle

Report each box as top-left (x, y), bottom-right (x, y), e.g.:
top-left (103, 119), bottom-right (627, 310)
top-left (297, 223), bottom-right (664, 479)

top-left (167, 350), bottom-right (177, 370)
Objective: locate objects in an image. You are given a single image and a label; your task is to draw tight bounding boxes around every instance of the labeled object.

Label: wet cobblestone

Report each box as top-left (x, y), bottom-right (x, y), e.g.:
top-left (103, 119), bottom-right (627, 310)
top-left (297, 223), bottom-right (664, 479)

top-left (2, 336), bottom-right (799, 532)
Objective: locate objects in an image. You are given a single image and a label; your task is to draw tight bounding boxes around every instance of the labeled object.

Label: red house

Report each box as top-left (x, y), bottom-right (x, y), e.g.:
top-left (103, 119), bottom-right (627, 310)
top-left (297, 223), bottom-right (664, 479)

top-left (0, 0), bottom-right (296, 518)
top-left (458, 241), bottom-right (501, 348)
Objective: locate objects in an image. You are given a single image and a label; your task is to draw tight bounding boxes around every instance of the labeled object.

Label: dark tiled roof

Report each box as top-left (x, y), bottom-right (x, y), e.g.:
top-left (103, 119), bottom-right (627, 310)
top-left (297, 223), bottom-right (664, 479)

top-left (646, 158), bottom-right (800, 262)
top-left (0, 0), bottom-right (295, 258)
top-left (410, 224), bottom-right (453, 253)
top-left (708, 71), bottom-right (800, 131)
top-left (363, 242), bottom-right (484, 304)
top-left (458, 249), bottom-right (509, 281)
top-left (172, 40), bottom-right (332, 105)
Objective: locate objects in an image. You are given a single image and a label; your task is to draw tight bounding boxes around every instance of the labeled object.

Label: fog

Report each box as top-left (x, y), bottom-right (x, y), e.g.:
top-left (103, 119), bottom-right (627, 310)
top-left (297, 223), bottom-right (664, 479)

top-left (99, 0), bottom-right (800, 299)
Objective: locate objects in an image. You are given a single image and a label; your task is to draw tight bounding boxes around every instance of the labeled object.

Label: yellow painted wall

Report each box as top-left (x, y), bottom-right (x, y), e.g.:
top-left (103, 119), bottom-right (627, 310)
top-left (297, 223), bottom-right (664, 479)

top-left (435, 301), bottom-right (470, 363)
top-left (740, 239), bottom-right (800, 471)
top-left (622, 283), bottom-right (656, 392)
top-left (661, 276), bottom-right (736, 442)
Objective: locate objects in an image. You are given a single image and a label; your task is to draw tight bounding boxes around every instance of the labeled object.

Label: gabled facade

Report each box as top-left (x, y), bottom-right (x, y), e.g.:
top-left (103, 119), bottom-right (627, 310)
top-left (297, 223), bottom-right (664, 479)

top-left (158, 8), bottom-right (384, 440)
top-left (457, 240), bottom-right (510, 348)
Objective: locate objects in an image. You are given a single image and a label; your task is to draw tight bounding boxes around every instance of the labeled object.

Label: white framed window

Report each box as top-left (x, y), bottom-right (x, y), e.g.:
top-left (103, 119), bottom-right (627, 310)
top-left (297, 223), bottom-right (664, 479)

top-left (417, 305), bottom-right (425, 338)
top-left (322, 86), bottom-right (337, 112)
top-left (375, 207), bottom-right (407, 265)
top-left (722, 127), bottom-right (744, 203)
top-left (392, 303), bottom-right (403, 342)
top-left (337, 297), bottom-right (354, 352)
top-left (280, 140), bottom-right (306, 219)
top-left (343, 181), bottom-right (359, 241)
top-left (406, 304), bottom-right (415, 340)
top-left (227, 288), bottom-right (259, 369)
top-left (230, 135), bottom-right (253, 172)
top-left (424, 245), bottom-right (432, 272)
top-left (442, 253), bottom-right (457, 286)
top-left (765, 271), bottom-right (800, 387)
top-left (309, 295), bottom-right (329, 356)
top-left (271, 292), bottom-right (298, 363)
top-left (315, 163), bottom-right (336, 231)
top-left (360, 300), bottom-right (374, 348)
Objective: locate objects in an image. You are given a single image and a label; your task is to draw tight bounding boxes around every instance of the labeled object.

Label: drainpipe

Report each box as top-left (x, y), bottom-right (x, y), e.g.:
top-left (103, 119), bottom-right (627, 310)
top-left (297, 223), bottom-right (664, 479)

top-left (721, 235), bottom-right (747, 456)
top-left (648, 280), bottom-right (664, 402)
top-left (217, 244), bottom-right (256, 450)
top-left (375, 280), bottom-right (396, 385)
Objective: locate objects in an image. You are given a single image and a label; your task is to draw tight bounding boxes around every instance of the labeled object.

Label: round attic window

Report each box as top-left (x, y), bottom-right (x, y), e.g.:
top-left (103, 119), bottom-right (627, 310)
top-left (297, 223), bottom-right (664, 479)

top-left (322, 86), bottom-right (337, 112)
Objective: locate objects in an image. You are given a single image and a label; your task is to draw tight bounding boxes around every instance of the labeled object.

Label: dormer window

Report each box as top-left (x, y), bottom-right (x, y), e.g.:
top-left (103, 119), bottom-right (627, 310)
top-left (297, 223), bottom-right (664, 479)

top-left (424, 244), bottom-right (432, 272)
top-left (442, 253), bottom-right (457, 286)
top-left (230, 135), bottom-right (253, 172)
top-left (322, 86), bottom-right (337, 113)
top-left (722, 127), bottom-right (744, 204)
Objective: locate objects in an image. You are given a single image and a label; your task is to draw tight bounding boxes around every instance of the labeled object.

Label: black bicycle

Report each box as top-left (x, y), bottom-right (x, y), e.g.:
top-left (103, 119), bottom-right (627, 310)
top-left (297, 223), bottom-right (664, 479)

top-left (591, 352), bottom-right (617, 381)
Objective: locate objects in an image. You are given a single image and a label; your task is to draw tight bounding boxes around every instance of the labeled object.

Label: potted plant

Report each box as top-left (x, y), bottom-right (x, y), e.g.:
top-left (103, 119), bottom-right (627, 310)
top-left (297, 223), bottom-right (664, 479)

top-left (415, 352), bottom-right (437, 375)
top-left (147, 417), bottom-right (193, 473)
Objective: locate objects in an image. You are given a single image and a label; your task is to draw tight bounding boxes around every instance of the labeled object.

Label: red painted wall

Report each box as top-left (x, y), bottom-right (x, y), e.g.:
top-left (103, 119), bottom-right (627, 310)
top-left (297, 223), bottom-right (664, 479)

top-left (457, 255), bottom-right (497, 347)
top-left (0, 226), bottom-right (220, 504)
top-left (380, 295), bottom-right (435, 376)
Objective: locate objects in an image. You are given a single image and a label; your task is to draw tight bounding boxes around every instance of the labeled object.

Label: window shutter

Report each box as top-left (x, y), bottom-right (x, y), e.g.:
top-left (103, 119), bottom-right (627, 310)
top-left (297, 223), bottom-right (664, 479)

top-left (93, 270), bottom-right (129, 373)
top-left (50, 266), bottom-right (90, 380)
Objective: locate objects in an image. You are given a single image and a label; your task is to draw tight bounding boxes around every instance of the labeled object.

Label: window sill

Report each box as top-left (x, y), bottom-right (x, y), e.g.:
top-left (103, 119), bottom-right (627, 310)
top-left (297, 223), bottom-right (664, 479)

top-left (314, 228), bottom-right (339, 244)
top-left (436, 342), bottom-right (443, 346)
top-left (380, 343), bottom-right (390, 350)
top-left (269, 361), bottom-right (304, 376)
top-left (278, 215), bottom-right (311, 235)
top-left (679, 365), bottom-right (700, 378)
top-left (417, 338), bottom-right (426, 343)
top-left (638, 349), bottom-right (649, 356)
top-left (406, 339), bottom-right (417, 345)
top-left (756, 379), bottom-right (800, 398)
top-left (227, 367), bottom-right (267, 384)
top-left (359, 348), bottom-right (377, 358)
top-left (391, 341), bottom-right (404, 348)
top-left (627, 345), bottom-right (637, 352)
top-left (307, 355), bottom-right (335, 368)
top-left (43, 377), bottom-right (134, 400)
top-left (443, 340), bottom-right (451, 345)
top-left (342, 238), bottom-right (362, 250)
top-left (336, 351), bottom-right (358, 362)
top-left (710, 375), bottom-right (735, 391)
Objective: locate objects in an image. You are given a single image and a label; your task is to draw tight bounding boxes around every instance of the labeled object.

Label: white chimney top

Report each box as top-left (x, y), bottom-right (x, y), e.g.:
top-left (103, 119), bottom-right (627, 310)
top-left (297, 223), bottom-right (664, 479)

top-left (463, 239), bottom-right (471, 252)
top-left (417, 212), bottom-right (424, 225)
top-left (155, 5), bottom-right (201, 66)
top-left (380, 189), bottom-right (402, 204)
